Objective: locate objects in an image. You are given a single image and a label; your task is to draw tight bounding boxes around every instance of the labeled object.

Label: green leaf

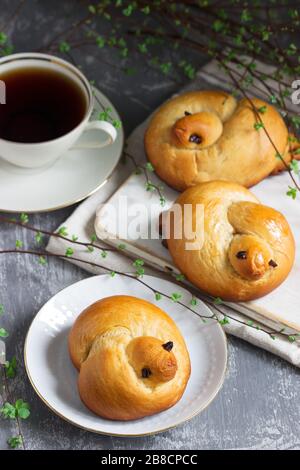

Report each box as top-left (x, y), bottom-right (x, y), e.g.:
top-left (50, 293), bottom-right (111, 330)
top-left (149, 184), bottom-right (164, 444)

top-left (88, 4), bottom-right (96, 14)
top-left (20, 213), bottom-right (29, 224)
top-left (110, 271), bottom-right (116, 277)
top-left (0, 328), bottom-right (8, 338)
top-left (58, 226), bottom-right (68, 237)
top-left (98, 109), bottom-right (111, 121)
top-left (118, 38), bottom-right (126, 48)
top-left (90, 233), bottom-right (97, 243)
top-left (290, 159), bottom-right (299, 175)
top-left (135, 267), bottom-right (145, 276)
top-left (15, 239), bottom-right (23, 249)
top-left (288, 335), bottom-right (296, 343)
top-left (146, 181), bottom-right (156, 192)
top-left (213, 297), bottom-right (223, 305)
top-left (179, 61), bottom-right (196, 79)
top-left (171, 292), bottom-right (182, 302)
top-left (35, 232), bottom-right (43, 244)
top-left (212, 19), bottom-right (225, 32)
top-left (247, 320), bottom-right (254, 327)
top-left (124, 67), bottom-right (136, 76)
top-left (0, 32), bottom-right (8, 45)
top-left (287, 43), bottom-right (297, 56)
top-left (155, 293), bottom-right (161, 301)
top-left (287, 186), bottom-right (297, 200)
top-left (0, 402), bottom-right (16, 419)
top-left (160, 196), bottom-right (166, 207)
top-left (262, 30), bottom-right (270, 41)
top-left (59, 41), bottom-right (70, 53)
top-left (190, 298), bottom-right (197, 306)
top-left (87, 245), bottom-right (94, 253)
top-left (291, 116), bottom-right (300, 129)
top-left (160, 62), bottom-right (171, 75)
top-left (101, 250), bottom-right (107, 258)
top-left (241, 9), bottom-right (252, 22)
top-left (1, 45), bottom-right (14, 56)
top-left (120, 47), bottom-right (128, 58)
top-left (133, 259), bottom-right (144, 267)
top-left (219, 316), bottom-right (229, 325)
top-left (112, 119), bottom-right (121, 129)
top-left (141, 6), bottom-right (150, 14)
top-left (17, 407), bottom-right (30, 419)
top-left (65, 248), bottom-right (74, 257)
top-left (38, 256), bottom-right (47, 266)
top-left (123, 4), bottom-right (134, 16)
top-left (7, 435), bottom-right (22, 449)
top-left (0, 304), bottom-right (4, 316)
top-left (5, 356), bottom-right (17, 379)
top-left (176, 274), bottom-right (185, 282)
top-left (145, 162), bottom-right (154, 172)
top-left (118, 243), bottom-right (126, 250)
top-left (72, 234), bottom-right (78, 242)
top-left (254, 122), bottom-right (264, 130)
top-left (96, 36), bottom-right (105, 48)
top-left (257, 105), bottom-right (267, 114)
top-left (15, 399), bottom-right (30, 419)
top-left (138, 43), bottom-right (148, 54)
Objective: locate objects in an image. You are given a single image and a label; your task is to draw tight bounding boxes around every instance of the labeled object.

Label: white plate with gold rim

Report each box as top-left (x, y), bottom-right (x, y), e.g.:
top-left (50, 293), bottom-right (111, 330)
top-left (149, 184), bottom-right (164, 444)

top-left (0, 87), bottom-right (124, 213)
top-left (24, 274), bottom-right (227, 437)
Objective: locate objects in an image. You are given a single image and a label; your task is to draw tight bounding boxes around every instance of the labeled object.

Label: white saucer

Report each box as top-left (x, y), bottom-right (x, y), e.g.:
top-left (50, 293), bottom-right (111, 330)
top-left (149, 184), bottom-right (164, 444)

top-left (24, 274), bottom-right (227, 437)
top-left (0, 88), bottom-right (124, 213)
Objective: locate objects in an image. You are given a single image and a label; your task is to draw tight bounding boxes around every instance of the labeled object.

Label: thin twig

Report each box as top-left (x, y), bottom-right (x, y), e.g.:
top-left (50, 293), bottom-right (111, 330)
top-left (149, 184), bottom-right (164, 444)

top-left (0, 215), bottom-right (115, 253)
top-left (1, 368), bottom-right (26, 450)
top-left (0, 0), bottom-right (25, 33)
top-left (0, 248), bottom-right (295, 342)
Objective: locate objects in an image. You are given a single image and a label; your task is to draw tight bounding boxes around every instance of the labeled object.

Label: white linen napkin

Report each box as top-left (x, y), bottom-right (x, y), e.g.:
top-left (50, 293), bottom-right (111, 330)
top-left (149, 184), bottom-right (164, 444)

top-left (47, 60), bottom-right (300, 367)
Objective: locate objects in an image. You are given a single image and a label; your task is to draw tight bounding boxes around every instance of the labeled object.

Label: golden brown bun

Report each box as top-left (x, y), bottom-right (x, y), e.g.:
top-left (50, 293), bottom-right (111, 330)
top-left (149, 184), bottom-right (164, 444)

top-left (69, 295), bottom-right (191, 421)
top-left (144, 90), bottom-right (289, 191)
top-left (167, 181), bottom-right (295, 301)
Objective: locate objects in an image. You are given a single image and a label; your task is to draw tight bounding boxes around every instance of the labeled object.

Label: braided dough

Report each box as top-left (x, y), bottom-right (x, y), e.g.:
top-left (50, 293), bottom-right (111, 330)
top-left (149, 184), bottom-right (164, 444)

top-left (167, 181), bottom-right (295, 301)
top-left (145, 90), bottom-right (294, 191)
top-left (69, 295), bottom-right (191, 420)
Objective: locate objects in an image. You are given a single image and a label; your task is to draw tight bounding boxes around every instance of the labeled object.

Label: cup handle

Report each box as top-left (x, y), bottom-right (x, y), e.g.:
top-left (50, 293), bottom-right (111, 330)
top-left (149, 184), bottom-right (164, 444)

top-left (71, 120), bottom-right (117, 149)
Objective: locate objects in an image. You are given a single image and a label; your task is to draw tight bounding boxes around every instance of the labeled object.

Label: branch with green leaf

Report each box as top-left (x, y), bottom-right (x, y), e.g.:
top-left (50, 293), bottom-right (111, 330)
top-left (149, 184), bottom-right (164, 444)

top-left (0, 212), bottom-right (298, 345)
top-left (0, 305), bottom-right (29, 449)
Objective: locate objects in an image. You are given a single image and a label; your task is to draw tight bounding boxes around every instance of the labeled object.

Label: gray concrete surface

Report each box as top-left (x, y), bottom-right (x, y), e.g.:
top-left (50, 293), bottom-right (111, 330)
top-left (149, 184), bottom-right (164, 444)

top-left (0, 0), bottom-right (299, 450)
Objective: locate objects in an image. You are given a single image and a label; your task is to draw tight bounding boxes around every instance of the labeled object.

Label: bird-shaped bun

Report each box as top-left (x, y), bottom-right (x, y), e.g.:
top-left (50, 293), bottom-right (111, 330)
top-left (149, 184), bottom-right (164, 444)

top-left (166, 181), bottom-right (295, 301)
top-left (145, 90), bottom-right (299, 191)
top-left (69, 295), bottom-right (190, 420)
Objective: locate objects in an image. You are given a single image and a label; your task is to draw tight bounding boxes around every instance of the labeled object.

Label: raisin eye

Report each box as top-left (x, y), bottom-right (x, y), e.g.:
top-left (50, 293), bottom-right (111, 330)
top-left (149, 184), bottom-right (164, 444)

top-left (141, 367), bottom-right (152, 378)
top-left (162, 341), bottom-right (173, 352)
top-left (269, 259), bottom-right (278, 268)
top-left (236, 251), bottom-right (247, 259)
top-left (189, 133), bottom-right (202, 144)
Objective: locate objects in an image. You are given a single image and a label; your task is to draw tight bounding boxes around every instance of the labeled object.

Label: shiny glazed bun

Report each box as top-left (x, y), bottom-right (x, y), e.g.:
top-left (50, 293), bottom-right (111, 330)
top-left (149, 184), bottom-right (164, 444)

top-left (144, 90), bottom-right (298, 191)
top-left (69, 295), bottom-right (191, 420)
top-left (167, 181), bottom-right (295, 301)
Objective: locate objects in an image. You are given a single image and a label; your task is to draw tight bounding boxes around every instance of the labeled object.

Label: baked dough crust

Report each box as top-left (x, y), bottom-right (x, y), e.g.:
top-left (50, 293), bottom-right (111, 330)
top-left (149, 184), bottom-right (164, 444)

top-left (69, 295), bottom-right (191, 420)
top-left (145, 91), bottom-right (289, 191)
top-left (167, 181), bottom-right (295, 301)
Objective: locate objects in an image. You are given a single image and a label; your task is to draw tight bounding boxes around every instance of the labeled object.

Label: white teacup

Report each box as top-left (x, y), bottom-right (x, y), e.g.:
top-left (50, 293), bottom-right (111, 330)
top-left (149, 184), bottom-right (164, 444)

top-left (0, 52), bottom-right (117, 169)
